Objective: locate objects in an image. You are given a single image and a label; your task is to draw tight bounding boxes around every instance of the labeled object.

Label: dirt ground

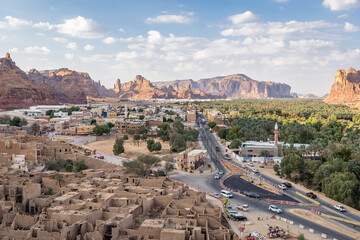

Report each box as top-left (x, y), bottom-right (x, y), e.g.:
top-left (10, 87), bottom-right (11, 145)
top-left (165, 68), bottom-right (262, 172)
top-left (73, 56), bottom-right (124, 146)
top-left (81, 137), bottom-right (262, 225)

top-left (53, 135), bottom-right (78, 142)
top-left (86, 136), bottom-right (174, 161)
top-left (288, 208), bottom-right (360, 239)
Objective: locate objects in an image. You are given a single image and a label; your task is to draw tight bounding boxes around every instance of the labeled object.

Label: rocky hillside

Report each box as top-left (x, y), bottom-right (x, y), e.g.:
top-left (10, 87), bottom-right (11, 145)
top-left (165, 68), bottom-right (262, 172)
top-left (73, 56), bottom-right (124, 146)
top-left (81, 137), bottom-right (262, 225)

top-left (28, 68), bottom-right (108, 104)
top-left (116, 75), bottom-right (221, 99)
top-left (153, 74), bottom-right (292, 98)
top-left (0, 53), bottom-right (57, 108)
top-left (325, 67), bottom-right (360, 104)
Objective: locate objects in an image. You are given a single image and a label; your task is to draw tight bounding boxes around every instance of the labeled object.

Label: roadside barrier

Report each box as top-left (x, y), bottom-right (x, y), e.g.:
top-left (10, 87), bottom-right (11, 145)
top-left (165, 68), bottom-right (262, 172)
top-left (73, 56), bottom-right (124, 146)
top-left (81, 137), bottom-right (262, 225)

top-left (295, 191), bottom-right (320, 206)
top-left (321, 212), bottom-right (360, 226)
top-left (268, 200), bottom-right (298, 206)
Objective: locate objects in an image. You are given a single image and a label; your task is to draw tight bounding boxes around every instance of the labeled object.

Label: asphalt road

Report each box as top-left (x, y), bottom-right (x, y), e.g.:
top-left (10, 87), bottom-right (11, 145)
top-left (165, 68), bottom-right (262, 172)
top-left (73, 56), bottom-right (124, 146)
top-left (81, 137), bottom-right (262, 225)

top-left (171, 114), bottom-right (359, 240)
top-left (224, 175), bottom-right (298, 202)
top-left (70, 136), bottom-right (128, 166)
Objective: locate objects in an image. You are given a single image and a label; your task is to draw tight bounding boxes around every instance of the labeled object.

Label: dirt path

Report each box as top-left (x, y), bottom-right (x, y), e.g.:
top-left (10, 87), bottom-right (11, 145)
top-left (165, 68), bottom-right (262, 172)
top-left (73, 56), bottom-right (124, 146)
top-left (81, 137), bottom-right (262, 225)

top-left (86, 137), bottom-right (172, 161)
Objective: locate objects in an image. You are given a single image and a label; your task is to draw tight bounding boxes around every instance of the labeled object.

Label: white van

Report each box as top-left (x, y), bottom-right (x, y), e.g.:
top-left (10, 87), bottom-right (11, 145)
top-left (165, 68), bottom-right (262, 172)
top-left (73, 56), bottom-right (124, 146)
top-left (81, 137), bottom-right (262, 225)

top-left (221, 190), bottom-right (233, 198)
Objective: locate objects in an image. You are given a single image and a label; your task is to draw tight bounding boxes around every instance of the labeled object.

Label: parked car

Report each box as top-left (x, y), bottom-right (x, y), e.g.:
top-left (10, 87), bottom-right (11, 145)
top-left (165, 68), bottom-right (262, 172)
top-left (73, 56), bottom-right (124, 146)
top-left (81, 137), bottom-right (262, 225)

top-left (214, 174), bottom-right (220, 179)
top-left (252, 168), bottom-right (259, 173)
top-left (228, 210), bottom-right (248, 221)
top-left (306, 192), bottom-right (317, 198)
top-left (269, 205), bottom-right (282, 214)
top-left (215, 146), bottom-right (220, 152)
top-left (98, 155), bottom-right (104, 159)
top-left (213, 193), bottom-right (221, 198)
top-left (278, 184), bottom-right (287, 190)
top-left (219, 170), bottom-right (224, 175)
top-left (245, 192), bottom-right (260, 198)
top-left (283, 182), bottom-right (292, 188)
top-left (226, 205), bottom-right (232, 211)
top-left (334, 205), bottom-right (346, 212)
top-left (259, 164), bottom-right (264, 168)
top-left (221, 190), bottom-right (233, 198)
top-left (248, 162), bottom-right (254, 167)
top-left (236, 204), bottom-right (249, 212)
top-left (224, 154), bottom-right (231, 160)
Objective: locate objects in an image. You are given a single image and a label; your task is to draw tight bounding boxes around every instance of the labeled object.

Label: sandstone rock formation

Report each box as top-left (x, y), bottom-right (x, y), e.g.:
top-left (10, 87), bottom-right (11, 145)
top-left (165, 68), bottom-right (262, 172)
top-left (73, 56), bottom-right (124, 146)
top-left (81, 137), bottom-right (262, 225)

top-left (0, 53), bottom-right (57, 108)
top-left (153, 74), bottom-right (292, 99)
top-left (325, 67), bottom-right (360, 104)
top-left (115, 75), bottom-right (222, 99)
top-left (28, 68), bottom-right (105, 104)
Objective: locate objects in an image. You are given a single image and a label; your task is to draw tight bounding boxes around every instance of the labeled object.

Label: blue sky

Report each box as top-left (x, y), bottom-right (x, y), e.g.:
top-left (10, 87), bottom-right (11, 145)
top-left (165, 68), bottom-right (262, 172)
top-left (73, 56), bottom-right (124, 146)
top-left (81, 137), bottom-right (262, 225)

top-left (1, 0), bottom-right (359, 95)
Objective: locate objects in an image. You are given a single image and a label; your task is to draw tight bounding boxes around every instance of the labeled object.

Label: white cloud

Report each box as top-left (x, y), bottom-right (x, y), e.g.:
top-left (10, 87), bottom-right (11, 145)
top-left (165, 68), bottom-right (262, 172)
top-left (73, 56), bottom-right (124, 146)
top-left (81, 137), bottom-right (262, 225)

top-left (115, 51), bottom-right (138, 61)
top-left (148, 30), bottom-right (162, 44)
top-left (275, 0), bottom-right (289, 2)
top-left (344, 22), bottom-right (359, 32)
top-left (79, 54), bottom-right (112, 63)
top-left (0, 16), bottom-right (31, 29)
top-left (221, 20), bottom-right (335, 37)
top-left (33, 22), bottom-right (54, 30)
top-left (119, 28), bottom-right (124, 32)
top-left (228, 11), bottom-right (258, 24)
top-left (64, 53), bottom-right (74, 60)
top-left (23, 46), bottom-right (51, 55)
top-left (145, 13), bottom-right (194, 24)
top-left (56, 16), bottom-right (107, 38)
top-left (337, 13), bottom-right (348, 18)
top-left (66, 42), bottom-right (77, 50)
top-left (103, 35), bottom-right (145, 44)
top-left (323, 0), bottom-right (359, 11)
top-left (9, 47), bottom-right (18, 53)
top-left (289, 39), bottom-right (335, 50)
top-left (103, 37), bottom-right (116, 44)
top-left (53, 37), bottom-right (68, 43)
top-left (84, 44), bottom-right (94, 51)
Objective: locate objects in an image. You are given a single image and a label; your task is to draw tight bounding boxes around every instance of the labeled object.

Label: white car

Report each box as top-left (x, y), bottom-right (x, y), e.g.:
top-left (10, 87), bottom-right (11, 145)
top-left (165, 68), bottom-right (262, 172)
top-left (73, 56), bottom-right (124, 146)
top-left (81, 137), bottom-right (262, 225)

top-left (269, 205), bottom-right (282, 214)
top-left (248, 162), bottom-right (254, 167)
top-left (219, 170), bottom-right (224, 175)
top-left (278, 184), bottom-right (287, 190)
top-left (236, 204), bottom-right (249, 212)
top-left (221, 190), bottom-right (233, 198)
top-left (252, 168), bottom-right (259, 173)
top-left (214, 174), bottom-right (220, 179)
top-left (334, 205), bottom-right (346, 212)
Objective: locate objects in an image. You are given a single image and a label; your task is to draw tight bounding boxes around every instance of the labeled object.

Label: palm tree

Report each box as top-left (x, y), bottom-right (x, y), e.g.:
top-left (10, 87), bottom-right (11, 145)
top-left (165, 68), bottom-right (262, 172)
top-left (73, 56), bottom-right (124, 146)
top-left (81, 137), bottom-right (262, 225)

top-left (55, 174), bottom-right (63, 188)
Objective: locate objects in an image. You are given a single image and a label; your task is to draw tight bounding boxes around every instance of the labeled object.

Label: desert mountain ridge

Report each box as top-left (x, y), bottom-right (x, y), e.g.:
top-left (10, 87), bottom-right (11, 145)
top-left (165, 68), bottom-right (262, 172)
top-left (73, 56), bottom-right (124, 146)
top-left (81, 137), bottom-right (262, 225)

top-left (0, 53), bottom-right (58, 108)
top-left (325, 67), bottom-right (360, 104)
top-left (0, 53), bottom-right (295, 108)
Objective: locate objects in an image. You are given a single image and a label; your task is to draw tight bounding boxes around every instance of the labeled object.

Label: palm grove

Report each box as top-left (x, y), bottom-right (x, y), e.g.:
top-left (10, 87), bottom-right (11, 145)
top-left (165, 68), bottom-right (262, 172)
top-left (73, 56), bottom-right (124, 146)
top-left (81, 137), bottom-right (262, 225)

top-left (113, 118), bottom-right (199, 176)
top-left (194, 99), bottom-right (360, 209)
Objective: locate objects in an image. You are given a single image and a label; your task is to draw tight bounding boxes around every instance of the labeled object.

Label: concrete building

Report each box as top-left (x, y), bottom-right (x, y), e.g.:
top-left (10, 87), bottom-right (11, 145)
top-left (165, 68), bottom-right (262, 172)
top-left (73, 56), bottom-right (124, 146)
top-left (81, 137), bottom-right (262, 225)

top-left (175, 149), bottom-right (207, 172)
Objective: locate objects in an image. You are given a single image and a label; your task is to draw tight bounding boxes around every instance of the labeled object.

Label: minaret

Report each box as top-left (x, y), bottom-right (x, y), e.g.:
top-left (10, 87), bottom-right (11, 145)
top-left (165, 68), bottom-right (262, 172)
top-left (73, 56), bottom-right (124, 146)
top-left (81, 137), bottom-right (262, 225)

top-left (274, 123), bottom-right (278, 148)
top-left (187, 84), bottom-right (191, 110)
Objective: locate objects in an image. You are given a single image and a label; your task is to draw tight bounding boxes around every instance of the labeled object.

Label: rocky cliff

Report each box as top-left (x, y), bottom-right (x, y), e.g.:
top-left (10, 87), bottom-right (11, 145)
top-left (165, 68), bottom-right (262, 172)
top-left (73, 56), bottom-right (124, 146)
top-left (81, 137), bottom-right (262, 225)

top-left (116, 75), bottom-right (222, 99)
top-left (0, 53), bottom-right (57, 108)
top-left (153, 74), bottom-right (292, 99)
top-left (28, 68), bottom-right (108, 104)
top-left (325, 67), bottom-right (360, 104)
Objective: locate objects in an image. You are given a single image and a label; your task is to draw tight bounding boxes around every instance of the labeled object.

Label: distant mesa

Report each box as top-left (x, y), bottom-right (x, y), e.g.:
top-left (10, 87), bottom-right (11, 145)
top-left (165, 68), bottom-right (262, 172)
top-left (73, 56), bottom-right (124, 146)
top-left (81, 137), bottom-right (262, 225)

top-left (325, 67), bottom-right (360, 104)
top-left (0, 53), bottom-right (295, 108)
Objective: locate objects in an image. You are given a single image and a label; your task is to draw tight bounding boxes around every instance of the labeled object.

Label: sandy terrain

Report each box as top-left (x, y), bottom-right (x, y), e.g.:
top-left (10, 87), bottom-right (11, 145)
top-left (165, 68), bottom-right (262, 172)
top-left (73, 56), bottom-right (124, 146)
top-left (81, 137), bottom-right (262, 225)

top-left (86, 136), bottom-right (173, 161)
top-left (288, 208), bottom-right (360, 239)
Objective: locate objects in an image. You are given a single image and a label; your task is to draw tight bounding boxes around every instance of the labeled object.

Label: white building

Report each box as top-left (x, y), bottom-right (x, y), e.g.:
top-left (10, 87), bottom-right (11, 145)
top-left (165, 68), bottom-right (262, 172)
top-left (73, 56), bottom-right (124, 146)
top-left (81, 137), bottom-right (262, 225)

top-left (10, 155), bottom-right (28, 172)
